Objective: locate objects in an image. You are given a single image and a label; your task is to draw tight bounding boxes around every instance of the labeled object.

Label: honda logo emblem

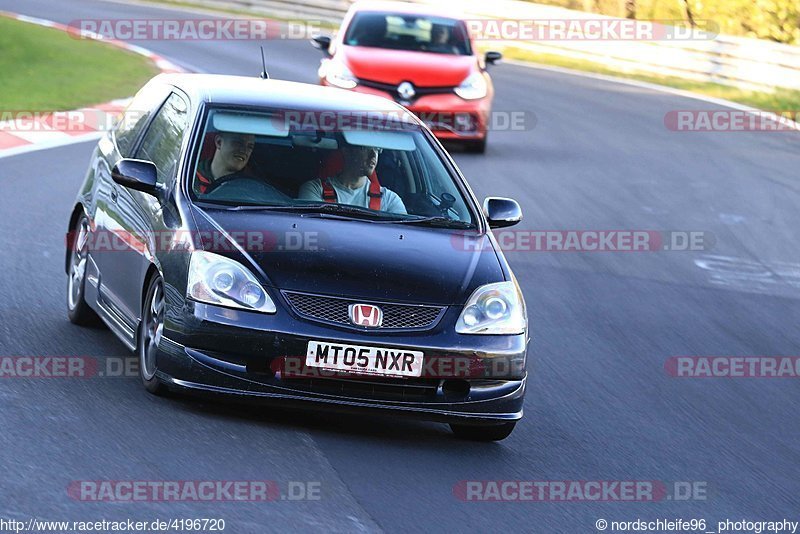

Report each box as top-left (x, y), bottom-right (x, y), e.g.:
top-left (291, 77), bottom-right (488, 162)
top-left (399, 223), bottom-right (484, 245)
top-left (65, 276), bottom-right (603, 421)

top-left (349, 304), bottom-right (383, 327)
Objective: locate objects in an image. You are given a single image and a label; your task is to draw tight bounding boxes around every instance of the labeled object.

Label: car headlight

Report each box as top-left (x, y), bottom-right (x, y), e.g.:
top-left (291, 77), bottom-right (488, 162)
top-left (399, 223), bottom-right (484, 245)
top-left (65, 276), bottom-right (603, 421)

top-left (454, 71), bottom-right (488, 100)
top-left (323, 61), bottom-right (358, 89)
top-left (187, 251), bottom-right (276, 313)
top-left (456, 281), bottom-right (526, 334)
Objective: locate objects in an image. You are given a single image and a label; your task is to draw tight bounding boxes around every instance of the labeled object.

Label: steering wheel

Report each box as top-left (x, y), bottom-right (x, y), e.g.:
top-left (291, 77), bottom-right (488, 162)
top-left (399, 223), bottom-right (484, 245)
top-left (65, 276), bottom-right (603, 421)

top-left (202, 175), bottom-right (262, 196)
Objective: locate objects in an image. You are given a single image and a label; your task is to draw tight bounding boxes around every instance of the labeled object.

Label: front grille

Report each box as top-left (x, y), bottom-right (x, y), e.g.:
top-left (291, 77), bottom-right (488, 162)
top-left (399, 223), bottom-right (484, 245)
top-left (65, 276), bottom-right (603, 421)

top-left (356, 78), bottom-right (454, 102)
top-left (282, 291), bottom-right (445, 330)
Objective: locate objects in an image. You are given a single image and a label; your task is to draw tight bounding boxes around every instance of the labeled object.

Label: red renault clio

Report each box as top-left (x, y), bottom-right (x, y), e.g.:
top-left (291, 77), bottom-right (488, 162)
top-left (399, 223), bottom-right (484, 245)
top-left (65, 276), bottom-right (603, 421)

top-left (312, 1), bottom-right (502, 153)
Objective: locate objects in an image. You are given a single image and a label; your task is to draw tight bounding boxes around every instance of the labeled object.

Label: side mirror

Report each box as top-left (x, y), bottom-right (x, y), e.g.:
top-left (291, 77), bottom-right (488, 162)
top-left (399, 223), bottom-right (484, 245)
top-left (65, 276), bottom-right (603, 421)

top-left (311, 35), bottom-right (332, 55)
top-left (485, 51), bottom-right (502, 65)
top-left (111, 158), bottom-right (158, 195)
top-left (483, 197), bottom-right (522, 228)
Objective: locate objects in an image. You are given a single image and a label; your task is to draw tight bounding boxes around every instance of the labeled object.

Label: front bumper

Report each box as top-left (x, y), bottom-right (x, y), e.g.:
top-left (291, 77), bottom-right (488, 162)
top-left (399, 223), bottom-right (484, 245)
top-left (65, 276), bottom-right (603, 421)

top-left (322, 81), bottom-right (490, 142)
top-left (155, 301), bottom-right (528, 425)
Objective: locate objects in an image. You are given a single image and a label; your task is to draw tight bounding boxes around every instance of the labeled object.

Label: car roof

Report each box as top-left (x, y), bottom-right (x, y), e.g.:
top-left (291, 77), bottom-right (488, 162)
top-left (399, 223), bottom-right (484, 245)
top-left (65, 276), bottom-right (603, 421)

top-left (154, 73), bottom-right (419, 118)
top-left (349, 0), bottom-right (465, 20)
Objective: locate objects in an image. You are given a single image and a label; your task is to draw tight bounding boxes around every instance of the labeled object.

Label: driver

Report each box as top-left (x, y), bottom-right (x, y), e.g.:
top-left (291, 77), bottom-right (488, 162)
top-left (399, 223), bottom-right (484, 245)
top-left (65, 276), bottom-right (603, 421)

top-left (427, 24), bottom-right (459, 54)
top-left (349, 13), bottom-right (387, 47)
top-left (298, 144), bottom-right (407, 214)
top-left (195, 132), bottom-right (289, 202)
top-left (194, 132), bottom-right (255, 194)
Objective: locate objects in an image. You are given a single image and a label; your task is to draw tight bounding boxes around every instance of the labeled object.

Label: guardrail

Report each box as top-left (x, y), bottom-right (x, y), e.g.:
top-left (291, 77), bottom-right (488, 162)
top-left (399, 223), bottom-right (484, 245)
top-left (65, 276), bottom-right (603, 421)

top-left (198, 0), bottom-right (800, 92)
top-left (415, 0), bottom-right (800, 92)
top-left (179, 0), bottom-right (351, 23)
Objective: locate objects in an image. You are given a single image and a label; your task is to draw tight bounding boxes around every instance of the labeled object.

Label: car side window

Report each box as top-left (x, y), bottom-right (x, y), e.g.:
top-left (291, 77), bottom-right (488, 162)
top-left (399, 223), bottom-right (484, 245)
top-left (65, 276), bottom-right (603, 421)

top-left (114, 85), bottom-right (171, 158)
top-left (136, 92), bottom-right (190, 187)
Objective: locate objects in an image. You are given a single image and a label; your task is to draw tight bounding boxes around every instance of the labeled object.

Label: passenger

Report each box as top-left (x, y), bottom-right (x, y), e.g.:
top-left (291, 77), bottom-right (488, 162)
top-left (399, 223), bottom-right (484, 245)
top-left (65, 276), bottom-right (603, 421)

top-left (298, 145), bottom-right (407, 214)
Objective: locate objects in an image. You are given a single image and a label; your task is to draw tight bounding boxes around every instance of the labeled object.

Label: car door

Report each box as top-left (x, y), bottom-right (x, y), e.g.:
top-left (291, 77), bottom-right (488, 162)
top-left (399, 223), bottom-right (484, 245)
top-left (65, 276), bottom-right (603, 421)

top-left (128, 90), bottom-right (193, 324)
top-left (93, 83), bottom-right (170, 332)
top-left (101, 90), bottom-right (190, 328)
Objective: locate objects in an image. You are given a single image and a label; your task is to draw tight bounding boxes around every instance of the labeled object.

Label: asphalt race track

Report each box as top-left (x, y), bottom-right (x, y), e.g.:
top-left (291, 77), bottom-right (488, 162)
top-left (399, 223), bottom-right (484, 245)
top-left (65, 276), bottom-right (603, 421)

top-left (1, 0), bottom-right (799, 532)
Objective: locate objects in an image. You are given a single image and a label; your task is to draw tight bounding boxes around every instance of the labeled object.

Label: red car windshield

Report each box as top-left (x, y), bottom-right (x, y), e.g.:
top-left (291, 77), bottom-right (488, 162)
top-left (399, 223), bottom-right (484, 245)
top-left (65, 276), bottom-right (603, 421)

top-left (343, 12), bottom-right (472, 56)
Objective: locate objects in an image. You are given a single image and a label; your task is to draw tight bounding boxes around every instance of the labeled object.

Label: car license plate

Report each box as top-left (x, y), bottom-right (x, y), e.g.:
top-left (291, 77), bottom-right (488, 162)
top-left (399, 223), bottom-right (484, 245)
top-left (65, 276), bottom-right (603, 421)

top-left (305, 341), bottom-right (424, 378)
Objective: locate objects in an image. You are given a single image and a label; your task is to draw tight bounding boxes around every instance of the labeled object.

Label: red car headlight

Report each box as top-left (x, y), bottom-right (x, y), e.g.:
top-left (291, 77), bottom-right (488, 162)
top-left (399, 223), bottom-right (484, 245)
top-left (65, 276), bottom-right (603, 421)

top-left (321, 60), bottom-right (358, 90)
top-left (454, 71), bottom-right (488, 100)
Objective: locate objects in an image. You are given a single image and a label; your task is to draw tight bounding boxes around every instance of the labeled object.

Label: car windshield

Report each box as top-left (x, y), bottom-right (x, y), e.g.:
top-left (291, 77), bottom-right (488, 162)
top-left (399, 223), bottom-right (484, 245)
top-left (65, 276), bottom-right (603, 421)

top-left (343, 12), bottom-right (472, 56)
top-left (190, 108), bottom-right (476, 226)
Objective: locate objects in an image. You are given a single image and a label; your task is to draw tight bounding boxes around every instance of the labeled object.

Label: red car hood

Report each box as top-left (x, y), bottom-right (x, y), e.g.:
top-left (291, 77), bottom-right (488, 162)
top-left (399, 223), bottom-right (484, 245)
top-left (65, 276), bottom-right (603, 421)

top-left (340, 45), bottom-right (474, 87)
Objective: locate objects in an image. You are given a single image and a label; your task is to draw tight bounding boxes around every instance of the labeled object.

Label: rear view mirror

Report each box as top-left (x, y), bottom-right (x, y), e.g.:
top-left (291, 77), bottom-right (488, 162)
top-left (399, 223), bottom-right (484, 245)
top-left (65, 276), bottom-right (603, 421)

top-left (483, 197), bottom-right (522, 228)
top-left (111, 158), bottom-right (158, 195)
top-left (485, 51), bottom-right (502, 65)
top-left (311, 35), bottom-right (332, 55)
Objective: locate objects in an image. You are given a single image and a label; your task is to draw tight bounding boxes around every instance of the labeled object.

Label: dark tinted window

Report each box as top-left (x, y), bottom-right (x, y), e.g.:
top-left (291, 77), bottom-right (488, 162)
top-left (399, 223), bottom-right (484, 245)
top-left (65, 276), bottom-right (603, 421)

top-left (136, 92), bottom-right (190, 186)
top-left (344, 13), bottom-right (471, 55)
top-left (114, 84), bottom-right (170, 157)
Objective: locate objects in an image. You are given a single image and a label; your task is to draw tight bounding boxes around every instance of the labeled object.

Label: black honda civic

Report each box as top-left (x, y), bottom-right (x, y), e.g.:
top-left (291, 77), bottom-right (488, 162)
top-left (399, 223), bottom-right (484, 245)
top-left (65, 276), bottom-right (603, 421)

top-left (65, 73), bottom-right (528, 440)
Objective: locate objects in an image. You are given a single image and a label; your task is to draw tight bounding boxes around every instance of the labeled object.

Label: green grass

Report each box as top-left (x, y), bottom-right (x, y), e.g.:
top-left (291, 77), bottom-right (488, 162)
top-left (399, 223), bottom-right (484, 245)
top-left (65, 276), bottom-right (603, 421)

top-left (501, 46), bottom-right (800, 111)
top-left (0, 16), bottom-right (159, 111)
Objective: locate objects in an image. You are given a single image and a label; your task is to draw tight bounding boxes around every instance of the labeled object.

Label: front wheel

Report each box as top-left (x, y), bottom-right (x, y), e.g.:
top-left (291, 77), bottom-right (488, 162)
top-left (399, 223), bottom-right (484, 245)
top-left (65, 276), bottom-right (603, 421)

top-left (450, 421), bottom-right (516, 441)
top-left (139, 273), bottom-right (169, 395)
top-left (67, 215), bottom-right (101, 326)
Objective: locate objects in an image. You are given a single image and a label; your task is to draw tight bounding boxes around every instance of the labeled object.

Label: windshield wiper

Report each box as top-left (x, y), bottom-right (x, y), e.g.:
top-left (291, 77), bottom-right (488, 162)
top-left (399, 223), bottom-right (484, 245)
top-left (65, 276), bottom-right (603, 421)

top-left (298, 204), bottom-right (401, 221)
top-left (392, 216), bottom-right (474, 228)
top-left (224, 203), bottom-right (401, 221)
top-left (224, 204), bottom-right (311, 211)
top-left (203, 203), bottom-right (473, 227)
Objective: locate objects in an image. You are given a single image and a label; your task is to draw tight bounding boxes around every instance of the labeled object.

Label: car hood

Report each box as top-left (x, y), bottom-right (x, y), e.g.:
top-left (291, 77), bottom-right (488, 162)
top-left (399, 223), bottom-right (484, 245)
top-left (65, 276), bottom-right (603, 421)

top-left (192, 207), bottom-right (503, 305)
top-left (340, 45), bottom-right (474, 87)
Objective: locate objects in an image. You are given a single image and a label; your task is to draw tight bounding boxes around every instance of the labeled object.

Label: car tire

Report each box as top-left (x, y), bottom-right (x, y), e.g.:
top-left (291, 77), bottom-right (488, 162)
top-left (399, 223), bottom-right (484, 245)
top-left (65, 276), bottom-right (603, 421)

top-left (67, 215), bottom-right (102, 326)
top-left (465, 137), bottom-right (487, 154)
top-left (450, 421), bottom-right (516, 441)
top-left (138, 273), bottom-right (169, 396)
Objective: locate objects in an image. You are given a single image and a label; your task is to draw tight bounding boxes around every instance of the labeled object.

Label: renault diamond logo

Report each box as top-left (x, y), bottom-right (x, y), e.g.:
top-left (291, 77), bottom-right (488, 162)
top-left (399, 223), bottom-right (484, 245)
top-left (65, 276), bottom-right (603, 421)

top-left (397, 81), bottom-right (416, 100)
top-left (349, 304), bottom-right (383, 327)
